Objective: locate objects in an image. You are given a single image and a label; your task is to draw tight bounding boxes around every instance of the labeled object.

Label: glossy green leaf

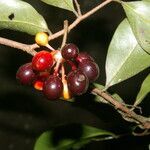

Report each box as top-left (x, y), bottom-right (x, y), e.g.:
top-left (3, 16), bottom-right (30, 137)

top-left (34, 131), bottom-right (74, 150)
top-left (122, 1), bottom-right (150, 54)
top-left (105, 19), bottom-right (150, 88)
top-left (134, 74), bottom-right (150, 106)
top-left (34, 125), bottom-right (115, 150)
top-left (0, 0), bottom-right (50, 35)
top-left (41, 0), bottom-right (75, 12)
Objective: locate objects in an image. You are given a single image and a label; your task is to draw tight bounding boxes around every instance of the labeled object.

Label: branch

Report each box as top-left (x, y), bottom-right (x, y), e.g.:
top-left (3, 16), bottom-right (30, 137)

top-left (48, 0), bottom-right (113, 41)
top-left (61, 20), bottom-right (69, 49)
top-left (0, 37), bottom-right (38, 56)
top-left (74, 0), bottom-right (82, 16)
top-left (92, 88), bottom-right (150, 130)
top-left (0, 0), bottom-right (112, 55)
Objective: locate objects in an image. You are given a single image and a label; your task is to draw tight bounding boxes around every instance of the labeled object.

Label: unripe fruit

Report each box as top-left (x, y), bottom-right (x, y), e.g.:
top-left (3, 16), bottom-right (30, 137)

top-left (34, 81), bottom-right (43, 91)
top-left (67, 70), bottom-right (89, 95)
top-left (16, 63), bottom-right (35, 85)
top-left (78, 60), bottom-right (99, 82)
top-left (35, 32), bottom-right (49, 46)
top-left (61, 43), bottom-right (79, 60)
top-left (43, 75), bottom-right (63, 100)
top-left (62, 79), bottom-right (71, 100)
top-left (32, 50), bottom-right (53, 71)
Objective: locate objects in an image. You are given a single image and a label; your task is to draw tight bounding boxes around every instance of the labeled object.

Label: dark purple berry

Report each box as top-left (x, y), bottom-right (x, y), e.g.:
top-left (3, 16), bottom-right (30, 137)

top-left (78, 60), bottom-right (99, 82)
top-left (76, 52), bottom-right (94, 63)
top-left (67, 70), bottom-right (89, 95)
top-left (61, 43), bottom-right (79, 60)
top-left (16, 63), bottom-right (35, 85)
top-left (43, 75), bottom-right (63, 100)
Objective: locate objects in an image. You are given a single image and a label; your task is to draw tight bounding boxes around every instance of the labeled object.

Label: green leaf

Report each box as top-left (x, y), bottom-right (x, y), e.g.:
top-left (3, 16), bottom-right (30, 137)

top-left (34, 131), bottom-right (74, 150)
top-left (34, 125), bottom-right (115, 150)
top-left (122, 1), bottom-right (150, 54)
top-left (105, 19), bottom-right (150, 88)
top-left (41, 0), bottom-right (75, 12)
top-left (134, 74), bottom-right (150, 106)
top-left (112, 94), bottom-right (124, 103)
top-left (0, 0), bottom-right (50, 35)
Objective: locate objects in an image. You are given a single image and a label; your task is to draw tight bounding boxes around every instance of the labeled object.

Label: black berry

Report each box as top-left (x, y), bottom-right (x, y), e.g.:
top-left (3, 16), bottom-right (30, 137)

top-left (67, 70), bottom-right (89, 95)
top-left (78, 60), bottom-right (99, 82)
top-left (16, 63), bottom-right (35, 85)
top-left (43, 75), bottom-right (63, 100)
top-left (61, 43), bottom-right (79, 60)
top-left (76, 52), bottom-right (94, 63)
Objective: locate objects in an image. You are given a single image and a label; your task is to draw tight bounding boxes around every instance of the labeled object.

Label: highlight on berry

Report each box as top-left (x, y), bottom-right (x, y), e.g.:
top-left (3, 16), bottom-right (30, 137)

top-left (16, 39), bottom-right (100, 101)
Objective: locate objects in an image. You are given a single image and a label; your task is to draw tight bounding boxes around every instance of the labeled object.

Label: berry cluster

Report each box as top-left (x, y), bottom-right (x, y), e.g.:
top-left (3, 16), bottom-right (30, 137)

top-left (16, 33), bottom-right (100, 100)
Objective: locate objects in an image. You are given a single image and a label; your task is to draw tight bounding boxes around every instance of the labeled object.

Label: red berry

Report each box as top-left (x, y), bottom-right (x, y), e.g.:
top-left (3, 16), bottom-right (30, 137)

top-left (32, 51), bottom-right (53, 71)
top-left (78, 60), bottom-right (99, 82)
top-left (61, 43), bottom-right (79, 60)
top-left (67, 70), bottom-right (89, 95)
top-left (43, 75), bottom-right (63, 100)
top-left (36, 71), bottom-right (50, 82)
top-left (76, 52), bottom-right (94, 63)
top-left (33, 72), bottom-right (50, 91)
top-left (34, 81), bottom-right (44, 91)
top-left (16, 63), bottom-right (35, 85)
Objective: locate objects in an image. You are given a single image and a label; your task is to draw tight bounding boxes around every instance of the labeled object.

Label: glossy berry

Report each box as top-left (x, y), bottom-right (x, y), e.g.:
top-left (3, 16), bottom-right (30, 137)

top-left (78, 60), bottom-right (99, 82)
top-left (67, 70), bottom-right (89, 95)
top-left (43, 75), bottom-right (63, 100)
top-left (61, 43), bottom-right (79, 60)
top-left (34, 80), bottom-right (44, 91)
top-left (33, 72), bottom-right (50, 91)
top-left (76, 52), bottom-right (94, 63)
top-left (16, 63), bottom-right (35, 85)
top-left (36, 71), bottom-right (50, 82)
top-left (32, 51), bottom-right (53, 71)
top-left (35, 32), bottom-right (49, 46)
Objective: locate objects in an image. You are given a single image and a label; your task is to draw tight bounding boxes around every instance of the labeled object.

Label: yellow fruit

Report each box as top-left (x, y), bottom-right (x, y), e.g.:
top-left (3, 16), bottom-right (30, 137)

top-left (62, 79), bottom-right (71, 100)
top-left (35, 32), bottom-right (49, 46)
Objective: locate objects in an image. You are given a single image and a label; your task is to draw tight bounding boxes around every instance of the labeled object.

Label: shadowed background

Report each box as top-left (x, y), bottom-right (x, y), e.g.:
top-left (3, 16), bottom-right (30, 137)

top-left (0, 0), bottom-right (149, 149)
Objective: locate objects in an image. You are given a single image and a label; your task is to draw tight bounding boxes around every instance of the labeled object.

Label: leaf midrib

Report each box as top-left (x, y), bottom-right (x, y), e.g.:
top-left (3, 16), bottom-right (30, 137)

top-left (0, 19), bottom-right (48, 31)
top-left (106, 43), bottom-right (139, 88)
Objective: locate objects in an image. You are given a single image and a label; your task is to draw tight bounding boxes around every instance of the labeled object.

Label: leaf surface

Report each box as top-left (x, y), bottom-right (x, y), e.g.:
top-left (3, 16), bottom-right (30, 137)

top-left (41, 0), bottom-right (75, 12)
top-left (34, 125), bottom-right (115, 150)
top-left (134, 74), bottom-right (150, 106)
top-left (122, 1), bottom-right (150, 54)
top-left (0, 0), bottom-right (50, 35)
top-left (105, 19), bottom-right (150, 88)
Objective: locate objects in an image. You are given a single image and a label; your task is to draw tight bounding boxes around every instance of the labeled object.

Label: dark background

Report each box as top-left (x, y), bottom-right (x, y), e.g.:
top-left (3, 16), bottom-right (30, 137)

top-left (0, 0), bottom-right (149, 149)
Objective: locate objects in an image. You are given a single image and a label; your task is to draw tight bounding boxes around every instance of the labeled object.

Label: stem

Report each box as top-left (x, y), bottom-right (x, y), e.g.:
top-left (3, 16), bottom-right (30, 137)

top-left (0, 37), bottom-right (37, 56)
top-left (53, 59), bottom-right (62, 76)
top-left (61, 20), bottom-right (69, 49)
top-left (48, 0), bottom-right (113, 41)
top-left (0, 0), bottom-right (112, 55)
top-left (74, 0), bottom-right (82, 16)
top-left (92, 88), bottom-right (150, 130)
top-left (61, 64), bottom-right (66, 81)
